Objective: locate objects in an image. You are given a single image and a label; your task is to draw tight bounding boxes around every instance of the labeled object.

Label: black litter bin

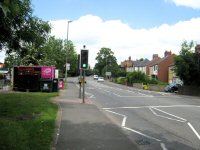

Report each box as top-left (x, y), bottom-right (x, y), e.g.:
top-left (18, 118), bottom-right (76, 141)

top-left (52, 79), bottom-right (59, 92)
top-left (40, 79), bottom-right (53, 92)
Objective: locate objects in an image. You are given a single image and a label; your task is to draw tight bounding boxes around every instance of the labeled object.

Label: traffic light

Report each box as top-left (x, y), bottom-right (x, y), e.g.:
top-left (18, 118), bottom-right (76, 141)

top-left (81, 50), bottom-right (88, 69)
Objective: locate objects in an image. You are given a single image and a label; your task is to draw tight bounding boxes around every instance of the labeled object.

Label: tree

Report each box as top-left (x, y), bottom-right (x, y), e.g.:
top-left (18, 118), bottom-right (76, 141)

top-left (94, 47), bottom-right (118, 76)
top-left (174, 41), bottom-right (200, 85)
top-left (0, 0), bottom-right (51, 56)
top-left (63, 40), bottom-right (78, 77)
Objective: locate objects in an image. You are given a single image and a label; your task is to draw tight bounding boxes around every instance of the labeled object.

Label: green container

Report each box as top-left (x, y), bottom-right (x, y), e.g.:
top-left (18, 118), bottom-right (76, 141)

top-left (40, 79), bottom-right (53, 92)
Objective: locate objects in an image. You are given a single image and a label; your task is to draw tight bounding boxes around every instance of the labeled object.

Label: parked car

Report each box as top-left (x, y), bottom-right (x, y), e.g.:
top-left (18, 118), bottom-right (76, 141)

top-left (93, 75), bottom-right (98, 80)
top-left (164, 83), bottom-right (182, 92)
top-left (97, 77), bottom-right (104, 82)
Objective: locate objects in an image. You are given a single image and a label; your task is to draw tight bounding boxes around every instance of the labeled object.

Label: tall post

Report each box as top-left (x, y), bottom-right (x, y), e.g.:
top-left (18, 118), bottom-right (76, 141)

top-left (65, 20), bottom-right (72, 88)
top-left (82, 70), bottom-right (85, 103)
top-left (79, 69), bottom-right (82, 98)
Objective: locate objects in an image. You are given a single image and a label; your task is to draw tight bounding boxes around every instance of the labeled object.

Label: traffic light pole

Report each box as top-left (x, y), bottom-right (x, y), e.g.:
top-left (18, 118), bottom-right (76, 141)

top-left (82, 69), bottom-right (85, 103)
top-left (79, 69), bottom-right (82, 98)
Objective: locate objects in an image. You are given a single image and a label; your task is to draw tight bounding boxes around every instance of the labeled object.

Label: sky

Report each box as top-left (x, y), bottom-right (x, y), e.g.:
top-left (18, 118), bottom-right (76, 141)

top-left (1, 0), bottom-right (200, 67)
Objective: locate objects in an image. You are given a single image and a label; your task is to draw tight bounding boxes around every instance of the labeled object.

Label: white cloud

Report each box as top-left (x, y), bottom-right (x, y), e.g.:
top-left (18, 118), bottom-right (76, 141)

top-left (165, 0), bottom-right (200, 9)
top-left (50, 15), bottom-right (200, 68)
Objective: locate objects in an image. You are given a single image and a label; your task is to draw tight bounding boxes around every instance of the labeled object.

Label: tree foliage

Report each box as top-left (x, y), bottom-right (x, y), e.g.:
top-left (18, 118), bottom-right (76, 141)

top-left (174, 41), bottom-right (200, 85)
top-left (94, 47), bottom-right (118, 76)
top-left (63, 40), bottom-right (78, 76)
top-left (0, 0), bottom-right (51, 55)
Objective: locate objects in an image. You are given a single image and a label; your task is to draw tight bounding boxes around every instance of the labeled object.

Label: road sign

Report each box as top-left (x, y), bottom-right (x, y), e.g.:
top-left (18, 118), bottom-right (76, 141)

top-left (105, 72), bottom-right (111, 76)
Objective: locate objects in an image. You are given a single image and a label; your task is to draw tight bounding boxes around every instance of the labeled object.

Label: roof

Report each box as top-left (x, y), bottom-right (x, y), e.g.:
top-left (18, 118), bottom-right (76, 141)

top-left (134, 59), bottom-right (150, 67)
top-left (149, 54), bottom-right (175, 67)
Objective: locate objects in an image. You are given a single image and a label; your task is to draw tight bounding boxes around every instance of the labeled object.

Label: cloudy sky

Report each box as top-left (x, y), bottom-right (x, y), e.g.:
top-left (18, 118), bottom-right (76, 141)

top-left (1, 0), bottom-right (200, 67)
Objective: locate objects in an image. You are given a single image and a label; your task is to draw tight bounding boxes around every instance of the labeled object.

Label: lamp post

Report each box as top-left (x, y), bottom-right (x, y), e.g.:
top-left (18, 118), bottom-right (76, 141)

top-left (65, 20), bottom-right (72, 88)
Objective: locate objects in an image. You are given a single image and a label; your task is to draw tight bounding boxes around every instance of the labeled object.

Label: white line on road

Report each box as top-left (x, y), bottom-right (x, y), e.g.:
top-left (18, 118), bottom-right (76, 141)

top-left (123, 126), bottom-right (161, 142)
top-left (105, 109), bottom-right (169, 149)
top-left (160, 143), bottom-right (168, 150)
top-left (152, 107), bottom-right (187, 122)
top-left (103, 106), bottom-right (148, 110)
top-left (105, 110), bottom-right (127, 127)
top-left (187, 122), bottom-right (200, 141)
top-left (149, 107), bottom-right (186, 123)
top-left (102, 105), bottom-right (200, 110)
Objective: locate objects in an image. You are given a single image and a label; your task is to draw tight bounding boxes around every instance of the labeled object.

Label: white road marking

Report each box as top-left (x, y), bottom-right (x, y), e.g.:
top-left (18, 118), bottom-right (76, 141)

top-left (105, 110), bottom-right (127, 127)
top-left (105, 107), bottom-right (169, 149)
top-left (103, 106), bottom-right (148, 110)
top-left (103, 105), bottom-right (200, 110)
top-left (160, 143), bottom-right (168, 150)
top-left (149, 107), bottom-right (186, 122)
top-left (122, 117), bottom-right (127, 127)
top-left (152, 107), bottom-right (187, 122)
top-left (123, 127), bottom-right (161, 142)
top-left (187, 122), bottom-right (200, 141)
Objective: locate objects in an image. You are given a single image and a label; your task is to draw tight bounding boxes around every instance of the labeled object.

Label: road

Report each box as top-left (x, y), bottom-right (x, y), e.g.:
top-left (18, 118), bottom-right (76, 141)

top-left (76, 77), bottom-right (200, 150)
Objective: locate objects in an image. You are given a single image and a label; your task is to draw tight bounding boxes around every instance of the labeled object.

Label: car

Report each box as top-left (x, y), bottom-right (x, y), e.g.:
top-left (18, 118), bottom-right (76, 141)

top-left (93, 75), bottom-right (98, 80)
top-left (164, 83), bottom-right (182, 92)
top-left (97, 77), bottom-right (104, 82)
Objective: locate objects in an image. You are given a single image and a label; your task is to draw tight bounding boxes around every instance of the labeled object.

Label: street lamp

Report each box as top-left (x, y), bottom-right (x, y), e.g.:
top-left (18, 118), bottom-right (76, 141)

top-left (65, 20), bottom-right (72, 88)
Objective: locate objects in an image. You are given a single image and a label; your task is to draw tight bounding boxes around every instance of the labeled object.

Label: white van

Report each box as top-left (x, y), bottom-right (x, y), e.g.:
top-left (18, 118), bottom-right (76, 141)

top-left (93, 75), bottom-right (98, 80)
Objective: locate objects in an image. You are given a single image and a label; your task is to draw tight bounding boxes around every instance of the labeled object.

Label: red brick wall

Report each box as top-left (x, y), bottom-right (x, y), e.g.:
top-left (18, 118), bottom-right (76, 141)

top-left (158, 54), bottom-right (175, 82)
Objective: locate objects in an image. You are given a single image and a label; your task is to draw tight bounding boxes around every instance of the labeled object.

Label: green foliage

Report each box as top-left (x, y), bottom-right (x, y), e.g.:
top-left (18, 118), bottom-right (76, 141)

top-left (145, 78), bottom-right (158, 84)
top-left (0, 92), bottom-right (58, 150)
top-left (94, 47), bottom-right (118, 76)
top-left (127, 71), bottom-right (146, 84)
top-left (174, 41), bottom-right (200, 85)
top-left (116, 70), bottom-right (127, 78)
top-left (63, 40), bottom-right (78, 77)
top-left (117, 77), bottom-right (127, 84)
top-left (0, 0), bottom-right (51, 56)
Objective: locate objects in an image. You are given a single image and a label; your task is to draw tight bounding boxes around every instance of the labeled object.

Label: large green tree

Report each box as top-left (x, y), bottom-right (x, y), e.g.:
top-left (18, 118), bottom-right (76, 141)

top-left (0, 0), bottom-right (50, 56)
top-left (94, 47), bottom-right (119, 76)
top-left (174, 41), bottom-right (200, 85)
top-left (63, 40), bottom-right (78, 77)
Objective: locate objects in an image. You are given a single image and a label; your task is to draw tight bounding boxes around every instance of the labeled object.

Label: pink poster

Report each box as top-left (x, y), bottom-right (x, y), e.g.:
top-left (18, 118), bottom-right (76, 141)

top-left (42, 67), bottom-right (54, 79)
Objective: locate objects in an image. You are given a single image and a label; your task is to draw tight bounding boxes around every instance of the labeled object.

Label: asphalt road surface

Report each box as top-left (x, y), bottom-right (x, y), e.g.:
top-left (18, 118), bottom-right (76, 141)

top-left (75, 77), bottom-right (200, 150)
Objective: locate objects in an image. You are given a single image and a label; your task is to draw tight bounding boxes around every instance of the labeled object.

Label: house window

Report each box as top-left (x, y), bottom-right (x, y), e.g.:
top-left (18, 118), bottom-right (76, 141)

top-left (153, 65), bottom-right (158, 71)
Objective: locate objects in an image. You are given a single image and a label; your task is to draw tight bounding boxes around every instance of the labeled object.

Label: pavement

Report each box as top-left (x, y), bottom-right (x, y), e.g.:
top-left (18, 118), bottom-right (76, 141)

top-left (54, 80), bottom-right (139, 150)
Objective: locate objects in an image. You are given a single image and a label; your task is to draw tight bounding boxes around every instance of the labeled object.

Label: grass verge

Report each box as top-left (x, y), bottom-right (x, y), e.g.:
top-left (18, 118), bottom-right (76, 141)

top-left (0, 92), bottom-right (58, 150)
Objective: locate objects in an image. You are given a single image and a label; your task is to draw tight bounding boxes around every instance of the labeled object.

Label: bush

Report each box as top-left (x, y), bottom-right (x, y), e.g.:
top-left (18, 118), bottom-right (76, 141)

top-left (127, 71), bottom-right (146, 84)
top-left (146, 79), bottom-right (158, 84)
top-left (117, 77), bottom-right (127, 84)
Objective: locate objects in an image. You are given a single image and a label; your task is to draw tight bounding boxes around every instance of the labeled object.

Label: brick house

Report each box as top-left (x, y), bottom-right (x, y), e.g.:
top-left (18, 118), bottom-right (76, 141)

top-left (0, 62), bottom-right (4, 68)
top-left (121, 56), bottom-right (134, 72)
top-left (146, 54), bottom-right (161, 78)
top-left (149, 51), bottom-right (175, 82)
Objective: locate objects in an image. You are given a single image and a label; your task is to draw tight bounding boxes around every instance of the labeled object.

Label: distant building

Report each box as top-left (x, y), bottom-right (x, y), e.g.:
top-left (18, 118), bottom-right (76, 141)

top-left (146, 54), bottom-right (161, 77)
top-left (121, 56), bottom-right (134, 72)
top-left (149, 51), bottom-right (175, 82)
top-left (195, 44), bottom-right (200, 54)
top-left (0, 62), bottom-right (4, 68)
top-left (168, 64), bottom-right (183, 84)
top-left (134, 59), bottom-right (150, 75)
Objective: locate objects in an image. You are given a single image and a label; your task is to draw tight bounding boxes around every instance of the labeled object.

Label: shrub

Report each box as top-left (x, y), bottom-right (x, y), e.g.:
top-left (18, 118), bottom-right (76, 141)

top-left (127, 71), bottom-right (146, 84)
top-left (117, 77), bottom-right (127, 84)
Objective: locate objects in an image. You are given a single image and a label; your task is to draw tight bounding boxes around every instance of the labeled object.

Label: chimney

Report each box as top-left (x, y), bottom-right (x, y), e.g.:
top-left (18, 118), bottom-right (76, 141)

top-left (164, 50), bottom-right (172, 57)
top-left (195, 44), bottom-right (200, 54)
top-left (152, 54), bottom-right (159, 60)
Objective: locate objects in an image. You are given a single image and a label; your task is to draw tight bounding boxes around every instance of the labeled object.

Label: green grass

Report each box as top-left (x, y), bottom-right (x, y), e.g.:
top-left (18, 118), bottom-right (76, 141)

top-left (0, 92), bottom-right (58, 150)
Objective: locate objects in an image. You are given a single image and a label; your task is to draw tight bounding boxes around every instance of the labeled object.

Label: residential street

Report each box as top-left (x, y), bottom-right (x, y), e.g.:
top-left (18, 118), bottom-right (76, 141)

top-left (82, 77), bottom-right (200, 150)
